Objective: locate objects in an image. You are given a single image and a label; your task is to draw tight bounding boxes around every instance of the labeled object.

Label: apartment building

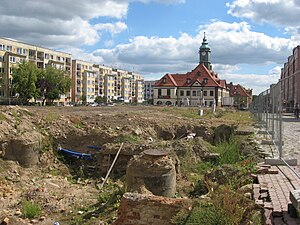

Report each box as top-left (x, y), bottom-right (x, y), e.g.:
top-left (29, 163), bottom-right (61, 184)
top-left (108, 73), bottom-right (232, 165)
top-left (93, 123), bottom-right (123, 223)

top-left (72, 60), bottom-right (99, 103)
top-left (0, 37), bottom-right (144, 105)
top-left (135, 79), bottom-right (144, 103)
top-left (0, 37), bottom-right (72, 101)
top-left (96, 66), bottom-right (144, 103)
top-left (280, 45), bottom-right (300, 109)
top-left (144, 80), bottom-right (156, 101)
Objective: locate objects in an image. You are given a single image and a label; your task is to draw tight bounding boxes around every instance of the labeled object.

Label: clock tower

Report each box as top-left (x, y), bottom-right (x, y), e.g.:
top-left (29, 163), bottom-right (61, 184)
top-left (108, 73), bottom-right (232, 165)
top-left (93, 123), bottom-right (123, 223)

top-left (199, 33), bottom-right (211, 70)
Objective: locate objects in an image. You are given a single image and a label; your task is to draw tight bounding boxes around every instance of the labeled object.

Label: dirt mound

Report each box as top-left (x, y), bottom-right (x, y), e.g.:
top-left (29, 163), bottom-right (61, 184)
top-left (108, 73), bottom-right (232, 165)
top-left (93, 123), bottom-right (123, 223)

top-left (0, 105), bottom-right (243, 224)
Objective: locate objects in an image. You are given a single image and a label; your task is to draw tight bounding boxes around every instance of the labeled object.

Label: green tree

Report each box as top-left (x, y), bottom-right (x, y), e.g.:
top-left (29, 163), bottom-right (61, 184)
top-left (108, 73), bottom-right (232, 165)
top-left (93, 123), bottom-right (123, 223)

top-left (12, 61), bottom-right (41, 105)
top-left (95, 96), bottom-right (107, 104)
top-left (37, 66), bottom-right (71, 105)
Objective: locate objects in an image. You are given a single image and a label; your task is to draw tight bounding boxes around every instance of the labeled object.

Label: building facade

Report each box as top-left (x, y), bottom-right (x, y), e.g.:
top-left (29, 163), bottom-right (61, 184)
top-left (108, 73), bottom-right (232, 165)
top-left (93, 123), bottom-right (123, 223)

top-left (0, 37), bottom-right (144, 105)
top-left (144, 80), bottom-right (156, 102)
top-left (227, 82), bottom-right (252, 109)
top-left (153, 34), bottom-right (229, 107)
top-left (0, 37), bottom-right (72, 102)
top-left (72, 60), bottom-right (99, 103)
top-left (280, 45), bottom-right (300, 109)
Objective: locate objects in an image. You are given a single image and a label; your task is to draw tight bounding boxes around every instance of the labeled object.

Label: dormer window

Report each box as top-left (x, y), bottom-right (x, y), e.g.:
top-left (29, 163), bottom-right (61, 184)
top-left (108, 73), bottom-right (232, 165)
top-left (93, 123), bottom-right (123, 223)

top-left (162, 77), bottom-right (167, 84)
top-left (203, 78), bottom-right (208, 84)
top-left (197, 71), bottom-right (201, 76)
top-left (186, 78), bottom-right (192, 84)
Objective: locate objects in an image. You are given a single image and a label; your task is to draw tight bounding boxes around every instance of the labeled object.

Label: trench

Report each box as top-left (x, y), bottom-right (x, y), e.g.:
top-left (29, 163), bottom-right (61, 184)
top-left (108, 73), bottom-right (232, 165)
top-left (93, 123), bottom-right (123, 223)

top-left (0, 123), bottom-right (236, 176)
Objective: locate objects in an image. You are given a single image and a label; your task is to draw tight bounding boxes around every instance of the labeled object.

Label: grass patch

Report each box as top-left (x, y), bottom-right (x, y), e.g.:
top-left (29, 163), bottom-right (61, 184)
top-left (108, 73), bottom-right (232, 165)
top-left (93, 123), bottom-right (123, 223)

top-left (173, 185), bottom-right (259, 225)
top-left (44, 111), bottom-right (60, 123)
top-left (22, 201), bottom-right (41, 219)
top-left (12, 110), bottom-right (21, 130)
top-left (116, 134), bottom-right (141, 144)
top-left (70, 181), bottom-right (124, 225)
top-left (215, 138), bottom-right (240, 165)
top-left (75, 122), bottom-right (84, 129)
top-left (0, 112), bottom-right (6, 121)
top-left (218, 110), bottom-right (253, 125)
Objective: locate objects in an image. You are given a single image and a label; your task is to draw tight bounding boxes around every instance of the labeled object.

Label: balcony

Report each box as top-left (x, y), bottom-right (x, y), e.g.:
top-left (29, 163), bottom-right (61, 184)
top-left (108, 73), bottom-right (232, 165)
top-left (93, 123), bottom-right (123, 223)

top-left (158, 95), bottom-right (171, 99)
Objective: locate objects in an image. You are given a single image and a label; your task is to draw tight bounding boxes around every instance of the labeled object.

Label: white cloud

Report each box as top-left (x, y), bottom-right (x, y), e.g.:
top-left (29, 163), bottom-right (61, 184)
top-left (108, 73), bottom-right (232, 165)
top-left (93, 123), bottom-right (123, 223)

top-left (94, 22), bottom-right (128, 35)
top-left (90, 20), bottom-right (295, 94)
top-left (0, 0), bottom-right (183, 48)
top-left (227, 0), bottom-right (300, 28)
top-left (93, 21), bottom-right (296, 66)
top-left (222, 72), bottom-right (279, 95)
top-left (62, 47), bottom-right (105, 64)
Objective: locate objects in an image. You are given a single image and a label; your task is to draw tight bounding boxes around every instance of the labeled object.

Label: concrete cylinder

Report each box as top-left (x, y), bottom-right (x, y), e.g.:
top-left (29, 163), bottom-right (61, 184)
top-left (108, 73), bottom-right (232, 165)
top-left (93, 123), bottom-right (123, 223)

top-left (126, 149), bottom-right (176, 197)
top-left (11, 140), bottom-right (40, 167)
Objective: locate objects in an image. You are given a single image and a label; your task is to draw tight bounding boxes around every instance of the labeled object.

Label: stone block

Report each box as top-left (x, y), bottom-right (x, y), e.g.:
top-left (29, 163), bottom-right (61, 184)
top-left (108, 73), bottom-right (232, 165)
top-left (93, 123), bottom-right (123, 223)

top-left (265, 158), bottom-right (297, 166)
top-left (261, 140), bottom-right (273, 145)
top-left (290, 189), bottom-right (300, 211)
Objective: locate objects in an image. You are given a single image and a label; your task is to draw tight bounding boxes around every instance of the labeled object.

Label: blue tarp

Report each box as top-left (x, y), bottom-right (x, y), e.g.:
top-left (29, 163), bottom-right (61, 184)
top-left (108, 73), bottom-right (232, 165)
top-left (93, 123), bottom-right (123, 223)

top-left (86, 145), bottom-right (102, 150)
top-left (57, 147), bottom-right (93, 160)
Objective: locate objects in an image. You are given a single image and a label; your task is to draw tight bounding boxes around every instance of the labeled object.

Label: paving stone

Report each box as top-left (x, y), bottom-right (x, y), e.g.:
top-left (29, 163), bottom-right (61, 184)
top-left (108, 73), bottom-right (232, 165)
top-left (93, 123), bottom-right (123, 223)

top-left (264, 202), bottom-right (273, 209)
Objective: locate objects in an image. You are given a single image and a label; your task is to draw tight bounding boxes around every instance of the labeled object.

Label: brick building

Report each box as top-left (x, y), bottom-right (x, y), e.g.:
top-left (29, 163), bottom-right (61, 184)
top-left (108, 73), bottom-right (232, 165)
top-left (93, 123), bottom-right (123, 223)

top-left (227, 82), bottom-right (252, 109)
top-left (280, 45), bottom-right (300, 109)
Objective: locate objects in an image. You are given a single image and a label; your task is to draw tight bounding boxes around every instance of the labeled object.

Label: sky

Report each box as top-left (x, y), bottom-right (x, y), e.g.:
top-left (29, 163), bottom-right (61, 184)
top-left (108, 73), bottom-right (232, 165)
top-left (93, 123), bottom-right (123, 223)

top-left (1, 0), bottom-right (300, 95)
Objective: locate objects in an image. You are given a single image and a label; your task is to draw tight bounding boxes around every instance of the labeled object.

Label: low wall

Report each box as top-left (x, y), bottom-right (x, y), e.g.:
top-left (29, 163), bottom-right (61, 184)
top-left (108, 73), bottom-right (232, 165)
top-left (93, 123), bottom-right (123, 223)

top-left (112, 192), bottom-right (192, 225)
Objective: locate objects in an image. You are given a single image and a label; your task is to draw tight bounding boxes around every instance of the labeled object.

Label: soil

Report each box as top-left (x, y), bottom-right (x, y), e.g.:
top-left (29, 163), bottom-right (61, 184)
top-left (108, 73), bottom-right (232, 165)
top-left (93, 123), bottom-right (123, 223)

top-left (0, 105), bottom-right (247, 225)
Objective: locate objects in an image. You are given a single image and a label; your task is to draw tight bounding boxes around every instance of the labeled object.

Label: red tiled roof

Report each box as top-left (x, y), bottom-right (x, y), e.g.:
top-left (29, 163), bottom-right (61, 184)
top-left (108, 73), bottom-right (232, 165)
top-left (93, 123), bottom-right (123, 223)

top-left (228, 83), bottom-right (252, 98)
top-left (155, 63), bottom-right (225, 88)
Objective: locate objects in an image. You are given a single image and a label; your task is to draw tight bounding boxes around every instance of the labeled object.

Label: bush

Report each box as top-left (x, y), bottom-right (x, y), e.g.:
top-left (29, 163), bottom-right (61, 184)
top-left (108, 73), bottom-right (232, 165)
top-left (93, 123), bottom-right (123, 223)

top-left (173, 185), bottom-right (257, 225)
top-left (22, 201), bottom-right (41, 219)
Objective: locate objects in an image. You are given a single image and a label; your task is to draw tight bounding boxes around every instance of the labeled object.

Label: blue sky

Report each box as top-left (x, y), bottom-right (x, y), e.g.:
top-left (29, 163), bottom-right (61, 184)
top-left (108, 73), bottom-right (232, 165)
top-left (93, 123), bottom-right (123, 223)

top-left (1, 0), bottom-right (300, 94)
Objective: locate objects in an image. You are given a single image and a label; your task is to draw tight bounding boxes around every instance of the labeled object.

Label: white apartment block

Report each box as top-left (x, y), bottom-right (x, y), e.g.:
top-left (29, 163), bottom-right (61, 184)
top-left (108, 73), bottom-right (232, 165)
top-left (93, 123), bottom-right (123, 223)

top-left (0, 37), bottom-right (72, 102)
top-left (144, 80), bottom-right (156, 100)
top-left (0, 37), bottom-right (144, 105)
top-left (72, 60), bottom-right (99, 103)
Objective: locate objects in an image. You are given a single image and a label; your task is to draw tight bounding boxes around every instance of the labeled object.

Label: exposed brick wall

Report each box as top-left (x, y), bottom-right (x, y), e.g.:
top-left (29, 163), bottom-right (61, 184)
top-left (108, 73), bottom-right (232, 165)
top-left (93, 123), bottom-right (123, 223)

top-left (112, 192), bottom-right (192, 225)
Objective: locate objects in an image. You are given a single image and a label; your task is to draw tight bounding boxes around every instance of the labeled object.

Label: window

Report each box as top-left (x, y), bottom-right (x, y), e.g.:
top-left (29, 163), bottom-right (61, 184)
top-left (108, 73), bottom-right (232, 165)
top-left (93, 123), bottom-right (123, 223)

top-left (210, 90), bottom-right (214, 96)
top-left (23, 49), bottom-right (28, 55)
top-left (192, 90), bottom-right (197, 96)
top-left (167, 89), bottom-right (171, 96)
top-left (197, 91), bottom-right (201, 96)
top-left (9, 56), bottom-right (16, 63)
top-left (186, 91), bottom-right (190, 96)
top-left (17, 48), bottom-right (22, 54)
top-left (162, 77), bottom-right (167, 84)
top-left (180, 90), bottom-right (184, 96)
top-left (45, 53), bottom-right (49, 59)
top-left (204, 91), bottom-right (207, 96)
top-left (0, 44), bottom-right (5, 50)
top-left (203, 78), bottom-right (208, 84)
top-left (7, 46), bottom-right (12, 52)
top-left (158, 89), bottom-right (162, 96)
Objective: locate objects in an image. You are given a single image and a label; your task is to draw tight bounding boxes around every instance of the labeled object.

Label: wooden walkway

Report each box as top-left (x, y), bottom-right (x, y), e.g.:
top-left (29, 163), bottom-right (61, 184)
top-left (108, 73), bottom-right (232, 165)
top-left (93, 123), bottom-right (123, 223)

top-left (255, 165), bottom-right (300, 225)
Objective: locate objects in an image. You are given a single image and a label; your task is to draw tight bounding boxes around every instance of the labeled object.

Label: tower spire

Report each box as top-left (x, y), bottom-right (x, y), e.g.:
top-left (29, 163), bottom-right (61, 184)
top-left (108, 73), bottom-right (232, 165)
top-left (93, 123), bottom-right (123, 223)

top-left (199, 32), bottom-right (211, 70)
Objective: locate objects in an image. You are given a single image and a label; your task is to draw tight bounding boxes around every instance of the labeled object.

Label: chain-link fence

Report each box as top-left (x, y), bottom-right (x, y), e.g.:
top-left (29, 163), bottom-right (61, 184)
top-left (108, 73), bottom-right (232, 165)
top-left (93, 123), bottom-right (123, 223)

top-left (250, 82), bottom-right (283, 158)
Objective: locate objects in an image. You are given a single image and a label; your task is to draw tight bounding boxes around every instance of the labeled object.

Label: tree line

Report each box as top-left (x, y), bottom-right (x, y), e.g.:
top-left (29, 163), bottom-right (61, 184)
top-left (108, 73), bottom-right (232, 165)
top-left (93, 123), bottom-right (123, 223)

top-left (12, 61), bottom-right (71, 105)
